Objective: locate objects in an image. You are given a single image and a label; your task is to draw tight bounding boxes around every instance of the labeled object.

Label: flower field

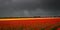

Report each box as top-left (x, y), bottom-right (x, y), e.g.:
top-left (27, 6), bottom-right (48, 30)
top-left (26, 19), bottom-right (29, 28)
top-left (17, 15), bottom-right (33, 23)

top-left (0, 18), bottom-right (60, 30)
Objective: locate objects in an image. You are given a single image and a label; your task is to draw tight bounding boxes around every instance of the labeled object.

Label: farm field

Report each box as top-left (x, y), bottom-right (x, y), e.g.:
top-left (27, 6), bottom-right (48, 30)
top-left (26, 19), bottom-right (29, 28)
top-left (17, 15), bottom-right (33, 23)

top-left (0, 18), bottom-right (60, 30)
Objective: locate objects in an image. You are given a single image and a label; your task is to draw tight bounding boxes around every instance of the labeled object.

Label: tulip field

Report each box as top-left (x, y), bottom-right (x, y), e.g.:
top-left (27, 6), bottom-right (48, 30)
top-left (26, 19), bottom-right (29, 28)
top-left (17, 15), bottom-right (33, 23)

top-left (0, 18), bottom-right (60, 30)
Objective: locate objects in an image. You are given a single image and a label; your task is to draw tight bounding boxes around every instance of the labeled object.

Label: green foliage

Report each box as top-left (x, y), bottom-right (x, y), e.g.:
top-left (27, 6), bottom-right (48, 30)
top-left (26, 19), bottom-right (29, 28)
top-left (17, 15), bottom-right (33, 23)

top-left (10, 27), bottom-right (15, 30)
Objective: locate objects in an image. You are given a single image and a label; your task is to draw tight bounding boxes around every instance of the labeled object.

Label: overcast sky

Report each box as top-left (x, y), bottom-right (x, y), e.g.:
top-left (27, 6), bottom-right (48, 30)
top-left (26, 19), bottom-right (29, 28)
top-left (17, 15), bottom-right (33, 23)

top-left (0, 0), bottom-right (60, 17)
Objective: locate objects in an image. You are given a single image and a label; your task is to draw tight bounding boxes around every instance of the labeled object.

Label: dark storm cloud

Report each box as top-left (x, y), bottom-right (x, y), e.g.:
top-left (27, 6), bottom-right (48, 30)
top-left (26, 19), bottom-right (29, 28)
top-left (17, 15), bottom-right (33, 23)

top-left (0, 0), bottom-right (60, 17)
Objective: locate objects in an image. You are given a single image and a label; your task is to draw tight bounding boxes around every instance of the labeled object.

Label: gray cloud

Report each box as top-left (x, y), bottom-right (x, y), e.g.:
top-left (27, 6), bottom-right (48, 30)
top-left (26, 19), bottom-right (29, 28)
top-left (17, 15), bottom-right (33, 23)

top-left (0, 0), bottom-right (60, 17)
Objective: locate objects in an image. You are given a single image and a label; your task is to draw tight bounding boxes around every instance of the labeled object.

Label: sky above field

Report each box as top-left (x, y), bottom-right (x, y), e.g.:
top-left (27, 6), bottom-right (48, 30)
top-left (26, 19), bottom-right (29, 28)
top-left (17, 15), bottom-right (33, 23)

top-left (0, 0), bottom-right (60, 17)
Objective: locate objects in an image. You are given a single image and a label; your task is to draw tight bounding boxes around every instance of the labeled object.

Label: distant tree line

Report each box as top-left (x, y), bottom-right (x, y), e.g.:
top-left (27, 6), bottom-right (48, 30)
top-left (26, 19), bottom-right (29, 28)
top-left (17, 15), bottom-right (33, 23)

top-left (0, 16), bottom-right (60, 19)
